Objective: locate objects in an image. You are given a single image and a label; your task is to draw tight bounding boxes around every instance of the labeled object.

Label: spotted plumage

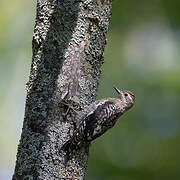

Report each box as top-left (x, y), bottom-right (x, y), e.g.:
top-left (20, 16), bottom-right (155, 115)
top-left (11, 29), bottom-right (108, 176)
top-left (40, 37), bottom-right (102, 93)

top-left (63, 87), bottom-right (135, 153)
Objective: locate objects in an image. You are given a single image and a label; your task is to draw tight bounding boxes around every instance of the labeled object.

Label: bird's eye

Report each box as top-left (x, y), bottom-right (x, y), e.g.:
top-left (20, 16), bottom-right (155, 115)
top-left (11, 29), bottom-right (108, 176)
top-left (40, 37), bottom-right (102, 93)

top-left (124, 93), bottom-right (128, 97)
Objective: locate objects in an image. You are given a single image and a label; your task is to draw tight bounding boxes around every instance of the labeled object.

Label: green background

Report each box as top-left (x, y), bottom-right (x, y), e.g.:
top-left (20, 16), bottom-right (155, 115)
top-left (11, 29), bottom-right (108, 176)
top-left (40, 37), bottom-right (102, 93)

top-left (0, 0), bottom-right (180, 179)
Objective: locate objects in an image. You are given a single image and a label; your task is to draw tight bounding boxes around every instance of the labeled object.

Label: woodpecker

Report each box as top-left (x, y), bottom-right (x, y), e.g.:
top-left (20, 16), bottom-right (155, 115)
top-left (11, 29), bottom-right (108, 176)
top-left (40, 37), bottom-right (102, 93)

top-left (63, 87), bottom-right (135, 153)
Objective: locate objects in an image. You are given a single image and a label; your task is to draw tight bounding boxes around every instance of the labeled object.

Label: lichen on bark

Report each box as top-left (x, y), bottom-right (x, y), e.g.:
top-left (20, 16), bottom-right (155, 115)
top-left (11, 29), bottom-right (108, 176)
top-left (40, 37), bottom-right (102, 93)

top-left (13, 0), bottom-right (112, 179)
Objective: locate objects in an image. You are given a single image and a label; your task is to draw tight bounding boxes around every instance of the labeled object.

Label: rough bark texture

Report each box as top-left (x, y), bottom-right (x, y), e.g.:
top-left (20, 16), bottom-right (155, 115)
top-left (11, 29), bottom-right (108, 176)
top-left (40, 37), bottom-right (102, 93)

top-left (13, 0), bottom-right (112, 179)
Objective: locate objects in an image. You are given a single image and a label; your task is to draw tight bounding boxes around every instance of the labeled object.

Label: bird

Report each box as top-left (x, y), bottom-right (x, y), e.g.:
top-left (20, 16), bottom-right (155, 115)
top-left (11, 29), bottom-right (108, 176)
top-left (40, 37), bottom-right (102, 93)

top-left (63, 87), bottom-right (135, 153)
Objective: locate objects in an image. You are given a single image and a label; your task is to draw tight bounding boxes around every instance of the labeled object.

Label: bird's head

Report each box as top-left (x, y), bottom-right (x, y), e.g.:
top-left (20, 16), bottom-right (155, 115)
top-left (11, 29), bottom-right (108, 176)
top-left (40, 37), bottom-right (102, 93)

top-left (114, 87), bottom-right (135, 109)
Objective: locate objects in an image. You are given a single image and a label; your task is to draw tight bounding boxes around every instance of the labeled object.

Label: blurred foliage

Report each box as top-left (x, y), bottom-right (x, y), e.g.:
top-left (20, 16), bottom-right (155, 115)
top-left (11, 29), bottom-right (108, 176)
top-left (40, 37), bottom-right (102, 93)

top-left (1, 0), bottom-right (180, 179)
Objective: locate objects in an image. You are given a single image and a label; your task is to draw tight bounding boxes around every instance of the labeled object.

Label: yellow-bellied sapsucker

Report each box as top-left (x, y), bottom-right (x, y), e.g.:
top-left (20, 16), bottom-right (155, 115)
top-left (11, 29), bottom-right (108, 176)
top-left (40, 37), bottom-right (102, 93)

top-left (63, 87), bottom-right (135, 153)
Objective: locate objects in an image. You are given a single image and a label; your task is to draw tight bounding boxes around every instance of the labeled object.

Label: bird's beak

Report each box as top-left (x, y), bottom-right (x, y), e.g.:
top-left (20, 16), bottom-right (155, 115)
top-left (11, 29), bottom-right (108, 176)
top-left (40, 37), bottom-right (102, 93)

top-left (113, 87), bottom-right (121, 94)
top-left (113, 87), bottom-right (123, 99)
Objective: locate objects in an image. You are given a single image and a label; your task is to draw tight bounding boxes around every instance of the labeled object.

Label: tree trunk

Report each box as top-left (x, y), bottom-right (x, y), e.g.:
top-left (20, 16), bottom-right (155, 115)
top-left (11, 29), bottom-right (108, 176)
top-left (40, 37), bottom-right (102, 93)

top-left (13, 0), bottom-right (112, 179)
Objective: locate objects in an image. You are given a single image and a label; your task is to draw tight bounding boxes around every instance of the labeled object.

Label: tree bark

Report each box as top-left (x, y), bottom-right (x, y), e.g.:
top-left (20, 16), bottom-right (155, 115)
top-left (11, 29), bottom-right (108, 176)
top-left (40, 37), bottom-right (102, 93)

top-left (13, 0), bottom-right (112, 179)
